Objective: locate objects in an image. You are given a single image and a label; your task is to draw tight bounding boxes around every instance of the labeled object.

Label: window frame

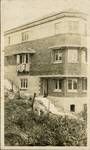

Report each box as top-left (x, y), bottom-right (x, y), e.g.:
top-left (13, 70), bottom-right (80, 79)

top-left (68, 49), bottom-right (79, 63)
top-left (68, 20), bottom-right (79, 33)
top-left (81, 50), bottom-right (87, 64)
top-left (67, 78), bottom-right (78, 92)
top-left (82, 78), bottom-right (87, 91)
top-left (17, 54), bottom-right (29, 64)
top-left (21, 32), bottom-right (29, 42)
top-left (8, 36), bottom-right (11, 45)
top-left (54, 79), bottom-right (63, 92)
top-left (55, 21), bottom-right (67, 34)
top-left (20, 78), bottom-right (28, 90)
top-left (53, 49), bottom-right (63, 63)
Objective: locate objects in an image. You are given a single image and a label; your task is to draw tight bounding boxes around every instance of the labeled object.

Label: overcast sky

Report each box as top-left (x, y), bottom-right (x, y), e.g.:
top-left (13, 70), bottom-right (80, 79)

top-left (2, 0), bottom-right (90, 31)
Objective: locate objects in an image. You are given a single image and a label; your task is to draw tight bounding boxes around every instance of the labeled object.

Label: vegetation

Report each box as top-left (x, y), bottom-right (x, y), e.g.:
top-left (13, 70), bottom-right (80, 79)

top-left (5, 93), bottom-right (87, 146)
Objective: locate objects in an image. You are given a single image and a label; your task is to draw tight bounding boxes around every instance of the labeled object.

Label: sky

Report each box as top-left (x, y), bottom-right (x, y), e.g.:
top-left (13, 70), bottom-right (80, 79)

top-left (2, 0), bottom-right (90, 31)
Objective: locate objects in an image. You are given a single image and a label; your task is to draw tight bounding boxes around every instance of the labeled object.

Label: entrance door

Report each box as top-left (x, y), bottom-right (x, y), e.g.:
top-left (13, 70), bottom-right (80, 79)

top-left (43, 79), bottom-right (48, 97)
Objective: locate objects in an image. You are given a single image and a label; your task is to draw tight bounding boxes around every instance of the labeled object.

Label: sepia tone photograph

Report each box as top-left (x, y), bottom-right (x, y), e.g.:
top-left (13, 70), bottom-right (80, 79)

top-left (1, 0), bottom-right (90, 149)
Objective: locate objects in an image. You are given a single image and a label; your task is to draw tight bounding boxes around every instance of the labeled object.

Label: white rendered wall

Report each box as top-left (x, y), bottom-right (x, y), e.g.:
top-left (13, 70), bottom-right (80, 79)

top-left (5, 17), bottom-right (86, 46)
top-left (48, 96), bottom-right (87, 113)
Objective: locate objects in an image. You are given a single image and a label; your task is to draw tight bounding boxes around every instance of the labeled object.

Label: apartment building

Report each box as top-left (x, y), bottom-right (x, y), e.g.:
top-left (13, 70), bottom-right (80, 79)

top-left (4, 10), bottom-right (87, 113)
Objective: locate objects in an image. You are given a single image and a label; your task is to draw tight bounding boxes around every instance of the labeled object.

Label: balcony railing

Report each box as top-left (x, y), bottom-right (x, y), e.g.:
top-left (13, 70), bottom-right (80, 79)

top-left (16, 63), bottom-right (30, 72)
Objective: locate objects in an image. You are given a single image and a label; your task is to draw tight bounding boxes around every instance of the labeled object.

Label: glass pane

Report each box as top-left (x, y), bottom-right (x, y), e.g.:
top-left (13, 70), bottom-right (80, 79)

top-left (73, 80), bottom-right (77, 89)
top-left (21, 79), bottom-right (23, 88)
top-left (68, 80), bottom-right (72, 89)
top-left (26, 54), bottom-right (28, 63)
top-left (55, 80), bottom-right (58, 89)
top-left (59, 80), bottom-right (62, 89)
top-left (20, 55), bottom-right (22, 64)
top-left (68, 21), bottom-right (79, 33)
top-left (8, 36), bottom-right (11, 44)
top-left (26, 79), bottom-right (28, 88)
top-left (22, 55), bottom-right (25, 63)
top-left (82, 78), bottom-right (87, 90)
top-left (85, 79), bottom-right (87, 90)
top-left (68, 49), bottom-right (78, 63)
top-left (24, 79), bottom-right (25, 88)
top-left (55, 53), bottom-right (58, 61)
top-left (55, 21), bottom-right (66, 34)
top-left (81, 51), bottom-right (86, 63)
top-left (58, 52), bottom-right (62, 61)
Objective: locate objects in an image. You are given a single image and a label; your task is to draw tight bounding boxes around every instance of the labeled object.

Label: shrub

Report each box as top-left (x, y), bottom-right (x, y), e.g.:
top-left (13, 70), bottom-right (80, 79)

top-left (5, 97), bottom-right (87, 146)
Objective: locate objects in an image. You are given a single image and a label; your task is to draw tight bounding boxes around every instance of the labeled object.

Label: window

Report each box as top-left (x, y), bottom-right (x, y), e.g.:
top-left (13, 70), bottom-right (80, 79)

top-left (55, 21), bottom-right (66, 34)
top-left (22, 32), bottom-right (29, 41)
top-left (68, 79), bottom-right (78, 92)
top-left (82, 78), bottom-right (87, 91)
top-left (68, 49), bottom-right (78, 63)
top-left (8, 36), bottom-right (11, 45)
top-left (83, 104), bottom-right (87, 112)
top-left (54, 50), bottom-right (62, 63)
top-left (81, 50), bottom-right (87, 63)
top-left (80, 22), bottom-right (87, 35)
top-left (68, 21), bottom-right (79, 33)
top-left (5, 56), bottom-right (16, 65)
top-left (70, 104), bottom-right (75, 112)
top-left (20, 55), bottom-right (24, 63)
top-left (26, 54), bottom-right (29, 63)
top-left (20, 79), bottom-right (28, 89)
top-left (54, 79), bottom-right (63, 91)
top-left (17, 54), bottom-right (29, 64)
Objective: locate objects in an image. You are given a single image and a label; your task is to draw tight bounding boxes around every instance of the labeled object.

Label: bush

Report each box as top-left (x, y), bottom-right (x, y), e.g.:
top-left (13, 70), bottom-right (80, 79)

top-left (5, 97), bottom-right (87, 146)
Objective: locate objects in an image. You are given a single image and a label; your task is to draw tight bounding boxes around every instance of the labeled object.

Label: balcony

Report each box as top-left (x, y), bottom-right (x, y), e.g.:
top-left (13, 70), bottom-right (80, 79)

top-left (17, 63), bottom-right (30, 73)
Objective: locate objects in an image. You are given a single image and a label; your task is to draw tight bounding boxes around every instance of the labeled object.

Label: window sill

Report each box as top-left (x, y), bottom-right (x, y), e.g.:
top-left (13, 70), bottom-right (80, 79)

top-left (81, 63), bottom-right (87, 64)
top-left (68, 62), bottom-right (79, 64)
top-left (68, 90), bottom-right (77, 93)
top-left (20, 88), bottom-right (28, 91)
top-left (53, 61), bottom-right (62, 64)
top-left (54, 89), bottom-right (62, 92)
top-left (82, 90), bottom-right (87, 92)
top-left (21, 40), bottom-right (29, 43)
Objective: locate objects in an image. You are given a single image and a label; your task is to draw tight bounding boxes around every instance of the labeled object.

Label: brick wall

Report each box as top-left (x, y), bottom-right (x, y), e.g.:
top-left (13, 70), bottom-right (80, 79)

top-left (5, 33), bottom-right (87, 76)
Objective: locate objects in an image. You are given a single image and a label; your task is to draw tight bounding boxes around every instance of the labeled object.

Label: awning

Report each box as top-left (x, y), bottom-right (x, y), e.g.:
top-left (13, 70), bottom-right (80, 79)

top-left (39, 74), bottom-right (87, 78)
top-left (4, 46), bottom-right (36, 56)
top-left (49, 45), bottom-right (87, 49)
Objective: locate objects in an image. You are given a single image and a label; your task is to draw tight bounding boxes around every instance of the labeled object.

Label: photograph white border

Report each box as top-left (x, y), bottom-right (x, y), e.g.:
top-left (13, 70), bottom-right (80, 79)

top-left (1, 0), bottom-right (90, 149)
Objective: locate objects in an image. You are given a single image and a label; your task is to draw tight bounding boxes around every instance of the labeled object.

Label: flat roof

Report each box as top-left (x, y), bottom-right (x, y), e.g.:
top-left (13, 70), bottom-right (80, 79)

top-left (4, 10), bottom-right (87, 36)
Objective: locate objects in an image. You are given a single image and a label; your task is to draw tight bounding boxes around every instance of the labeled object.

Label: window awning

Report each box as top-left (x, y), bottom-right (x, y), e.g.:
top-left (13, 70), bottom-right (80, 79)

top-left (39, 74), bottom-right (87, 78)
top-left (48, 45), bottom-right (87, 50)
top-left (4, 47), bottom-right (36, 56)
